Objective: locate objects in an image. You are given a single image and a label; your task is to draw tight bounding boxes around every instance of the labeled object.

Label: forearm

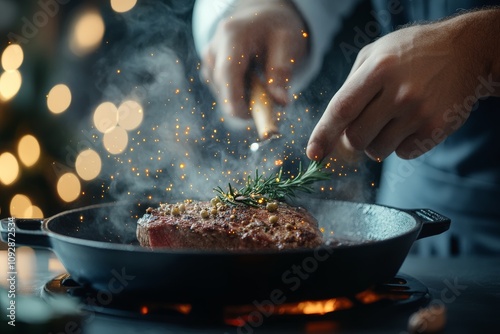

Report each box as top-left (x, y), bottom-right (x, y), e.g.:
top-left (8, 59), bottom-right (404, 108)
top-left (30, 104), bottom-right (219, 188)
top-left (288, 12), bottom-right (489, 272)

top-left (475, 8), bottom-right (500, 95)
top-left (443, 8), bottom-right (500, 96)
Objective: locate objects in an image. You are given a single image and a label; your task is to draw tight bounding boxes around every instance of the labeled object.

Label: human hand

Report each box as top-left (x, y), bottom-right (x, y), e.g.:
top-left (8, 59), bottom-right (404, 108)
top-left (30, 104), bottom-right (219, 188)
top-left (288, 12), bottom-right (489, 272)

top-left (307, 11), bottom-right (499, 162)
top-left (200, 0), bottom-right (308, 120)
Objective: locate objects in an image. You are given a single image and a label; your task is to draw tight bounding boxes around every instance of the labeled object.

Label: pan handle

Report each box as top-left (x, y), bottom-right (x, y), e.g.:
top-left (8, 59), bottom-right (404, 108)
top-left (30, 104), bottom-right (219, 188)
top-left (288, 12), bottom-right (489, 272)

top-left (0, 218), bottom-right (51, 249)
top-left (406, 209), bottom-right (451, 240)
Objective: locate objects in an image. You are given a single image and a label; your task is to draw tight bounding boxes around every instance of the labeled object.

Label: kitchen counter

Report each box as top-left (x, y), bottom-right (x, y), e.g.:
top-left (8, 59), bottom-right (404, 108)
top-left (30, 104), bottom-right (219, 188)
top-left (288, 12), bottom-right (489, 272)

top-left (399, 256), bottom-right (500, 334)
top-left (1, 249), bottom-right (499, 334)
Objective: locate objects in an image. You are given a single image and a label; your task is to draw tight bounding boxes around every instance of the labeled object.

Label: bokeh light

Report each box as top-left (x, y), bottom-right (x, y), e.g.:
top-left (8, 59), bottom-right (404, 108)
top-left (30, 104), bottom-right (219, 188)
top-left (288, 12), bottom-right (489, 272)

top-left (70, 9), bottom-right (105, 56)
top-left (75, 149), bottom-right (102, 181)
top-left (1, 44), bottom-right (24, 71)
top-left (0, 70), bottom-right (22, 101)
top-left (103, 126), bottom-right (128, 154)
top-left (24, 205), bottom-right (44, 218)
top-left (57, 173), bottom-right (81, 202)
top-left (47, 84), bottom-right (72, 114)
top-left (17, 134), bottom-right (41, 167)
top-left (10, 194), bottom-right (31, 217)
top-left (0, 152), bottom-right (20, 185)
top-left (118, 100), bottom-right (143, 130)
top-left (110, 0), bottom-right (137, 13)
top-left (93, 101), bottom-right (118, 133)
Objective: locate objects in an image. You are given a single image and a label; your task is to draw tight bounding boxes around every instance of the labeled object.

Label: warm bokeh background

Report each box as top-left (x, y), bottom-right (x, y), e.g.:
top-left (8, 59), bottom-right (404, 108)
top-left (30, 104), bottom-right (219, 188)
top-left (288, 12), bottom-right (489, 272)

top-left (0, 0), bottom-right (379, 231)
top-left (0, 0), bottom-right (204, 220)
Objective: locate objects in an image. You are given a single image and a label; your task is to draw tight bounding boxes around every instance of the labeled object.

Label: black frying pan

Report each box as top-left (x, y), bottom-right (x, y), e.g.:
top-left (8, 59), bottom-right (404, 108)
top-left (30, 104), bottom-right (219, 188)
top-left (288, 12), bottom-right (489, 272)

top-left (0, 199), bottom-right (450, 304)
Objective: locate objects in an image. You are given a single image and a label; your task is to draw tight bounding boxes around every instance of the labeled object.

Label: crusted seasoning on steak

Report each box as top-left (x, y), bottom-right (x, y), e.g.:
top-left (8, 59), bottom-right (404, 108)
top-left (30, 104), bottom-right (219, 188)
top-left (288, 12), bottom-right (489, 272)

top-left (136, 200), bottom-right (323, 250)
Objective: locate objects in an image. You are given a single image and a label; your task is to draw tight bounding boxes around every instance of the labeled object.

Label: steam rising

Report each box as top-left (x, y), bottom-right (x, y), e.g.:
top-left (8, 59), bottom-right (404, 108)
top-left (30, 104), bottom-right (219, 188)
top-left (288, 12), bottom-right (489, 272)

top-left (88, 0), bottom-right (373, 206)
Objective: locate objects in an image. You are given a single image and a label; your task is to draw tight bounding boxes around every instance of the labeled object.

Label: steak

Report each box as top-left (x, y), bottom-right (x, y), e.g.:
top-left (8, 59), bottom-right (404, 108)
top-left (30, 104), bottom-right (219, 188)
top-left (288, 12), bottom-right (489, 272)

top-left (136, 199), bottom-right (323, 250)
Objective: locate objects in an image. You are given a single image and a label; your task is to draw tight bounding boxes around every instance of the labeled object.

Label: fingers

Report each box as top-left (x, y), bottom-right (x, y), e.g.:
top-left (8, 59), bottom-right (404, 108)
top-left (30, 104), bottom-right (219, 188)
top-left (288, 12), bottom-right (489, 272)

top-left (200, 1), bottom-right (309, 121)
top-left (364, 117), bottom-right (419, 161)
top-left (213, 41), bottom-right (250, 119)
top-left (201, 32), bottom-right (252, 119)
top-left (306, 61), bottom-right (383, 161)
top-left (344, 85), bottom-right (427, 160)
top-left (309, 89), bottom-right (448, 162)
top-left (346, 44), bottom-right (370, 80)
top-left (265, 57), bottom-right (291, 106)
top-left (394, 121), bottom-right (449, 159)
top-left (264, 30), bottom-right (306, 105)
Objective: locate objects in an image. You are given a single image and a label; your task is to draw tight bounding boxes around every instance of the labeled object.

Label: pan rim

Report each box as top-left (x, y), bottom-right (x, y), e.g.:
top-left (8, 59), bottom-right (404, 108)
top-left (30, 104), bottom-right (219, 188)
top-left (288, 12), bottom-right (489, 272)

top-left (42, 200), bottom-right (421, 255)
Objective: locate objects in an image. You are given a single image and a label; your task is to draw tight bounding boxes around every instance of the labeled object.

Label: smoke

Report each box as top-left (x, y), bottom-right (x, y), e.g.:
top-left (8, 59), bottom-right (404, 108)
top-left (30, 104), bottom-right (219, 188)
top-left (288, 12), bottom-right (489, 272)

top-left (85, 0), bottom-right (375, 209)
top-left (88, 0), bottom-right (282, 204)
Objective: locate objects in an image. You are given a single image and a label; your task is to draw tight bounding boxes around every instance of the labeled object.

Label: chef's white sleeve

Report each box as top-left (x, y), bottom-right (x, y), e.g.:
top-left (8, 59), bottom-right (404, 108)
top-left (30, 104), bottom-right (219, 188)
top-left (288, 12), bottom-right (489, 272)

top-left (192, 0), bottom-right (360, 92)
top-left (192, 0), bottom-right (237, 57)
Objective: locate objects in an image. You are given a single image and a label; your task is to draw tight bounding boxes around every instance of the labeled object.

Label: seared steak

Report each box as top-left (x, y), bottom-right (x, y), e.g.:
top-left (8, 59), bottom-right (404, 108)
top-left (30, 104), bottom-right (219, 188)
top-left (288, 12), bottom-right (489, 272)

top-left (136, 199), bottom-right (323, 250)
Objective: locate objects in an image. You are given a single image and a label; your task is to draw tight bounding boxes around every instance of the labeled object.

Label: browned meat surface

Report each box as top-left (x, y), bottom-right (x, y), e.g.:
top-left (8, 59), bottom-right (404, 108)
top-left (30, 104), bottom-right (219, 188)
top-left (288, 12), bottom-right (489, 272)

top-left (136, 200), bottom-right (323, 250)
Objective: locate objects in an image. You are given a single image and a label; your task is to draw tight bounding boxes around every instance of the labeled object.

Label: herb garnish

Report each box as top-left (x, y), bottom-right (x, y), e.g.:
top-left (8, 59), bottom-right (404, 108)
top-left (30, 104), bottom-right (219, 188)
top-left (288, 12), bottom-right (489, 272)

top-left (214, 160), bottom-right (331, 207)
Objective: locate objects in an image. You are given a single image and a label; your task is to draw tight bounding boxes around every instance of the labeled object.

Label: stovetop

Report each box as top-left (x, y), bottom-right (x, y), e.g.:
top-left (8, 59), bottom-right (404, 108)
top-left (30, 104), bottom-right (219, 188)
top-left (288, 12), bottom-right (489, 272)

top-left (1, 249), bottom-right (500, 334)
top-left (41, 272), bottom-right (430, 326)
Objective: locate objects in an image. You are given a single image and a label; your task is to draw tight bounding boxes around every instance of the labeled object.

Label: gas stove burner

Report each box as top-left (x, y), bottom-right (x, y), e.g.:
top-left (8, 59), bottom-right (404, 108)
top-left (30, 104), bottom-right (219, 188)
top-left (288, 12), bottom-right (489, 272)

top-left (42, 273), bottom-right (429, 325)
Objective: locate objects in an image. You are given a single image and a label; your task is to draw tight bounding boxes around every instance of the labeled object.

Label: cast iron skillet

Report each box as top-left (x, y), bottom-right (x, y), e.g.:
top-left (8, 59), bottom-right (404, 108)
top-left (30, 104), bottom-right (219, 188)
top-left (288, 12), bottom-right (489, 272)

top-left (0, 199), bottom-right (450, 304)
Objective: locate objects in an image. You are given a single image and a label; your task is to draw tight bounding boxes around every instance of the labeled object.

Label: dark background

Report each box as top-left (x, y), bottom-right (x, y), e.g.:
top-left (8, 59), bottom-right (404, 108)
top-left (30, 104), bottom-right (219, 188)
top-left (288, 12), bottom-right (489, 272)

top-left (0, 0), bottom-right (379, 225)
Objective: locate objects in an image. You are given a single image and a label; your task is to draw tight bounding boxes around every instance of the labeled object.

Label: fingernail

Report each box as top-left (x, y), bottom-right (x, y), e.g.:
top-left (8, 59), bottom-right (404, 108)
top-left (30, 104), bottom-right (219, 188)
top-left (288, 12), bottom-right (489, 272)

top-left (365, 148), bottom-right (384, 162)
top-left (306, 142), bottom-right (323, 161)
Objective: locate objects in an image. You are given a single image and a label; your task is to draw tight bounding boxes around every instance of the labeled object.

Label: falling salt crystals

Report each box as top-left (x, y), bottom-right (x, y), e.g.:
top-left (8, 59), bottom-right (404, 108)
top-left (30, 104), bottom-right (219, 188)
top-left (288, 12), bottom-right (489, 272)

top-left (407, 304), bottom-right (446, 334)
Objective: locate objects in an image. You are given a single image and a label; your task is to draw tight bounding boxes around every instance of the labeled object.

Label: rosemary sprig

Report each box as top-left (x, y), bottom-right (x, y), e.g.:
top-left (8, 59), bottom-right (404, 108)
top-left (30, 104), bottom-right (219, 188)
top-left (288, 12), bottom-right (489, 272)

top-left (214, 160), bottom-right (331, 207)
